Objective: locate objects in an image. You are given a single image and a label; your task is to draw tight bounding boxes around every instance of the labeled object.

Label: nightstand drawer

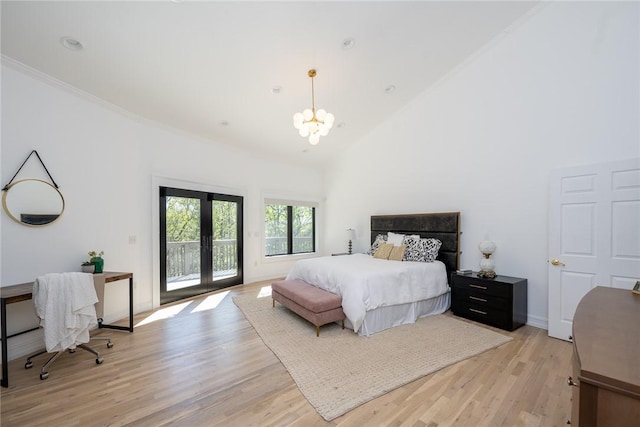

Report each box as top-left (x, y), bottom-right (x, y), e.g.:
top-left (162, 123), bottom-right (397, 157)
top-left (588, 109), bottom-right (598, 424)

top-left (452, 288), bottom-right (507, 310)
top-left (452, 300), bottom-right (511, 330)
top-left (450, 275), bottom-right (510, 298)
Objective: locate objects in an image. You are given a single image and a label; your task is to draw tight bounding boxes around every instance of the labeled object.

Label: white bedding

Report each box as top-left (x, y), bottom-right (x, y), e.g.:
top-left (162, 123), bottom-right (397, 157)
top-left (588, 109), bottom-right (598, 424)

top-left (285, 254), bottom-right (449, 334)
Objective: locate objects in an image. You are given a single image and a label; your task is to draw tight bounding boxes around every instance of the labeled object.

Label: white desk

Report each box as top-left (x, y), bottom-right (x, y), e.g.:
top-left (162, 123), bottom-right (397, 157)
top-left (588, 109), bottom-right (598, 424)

top-left (0, 271), bottom-right (133, 388)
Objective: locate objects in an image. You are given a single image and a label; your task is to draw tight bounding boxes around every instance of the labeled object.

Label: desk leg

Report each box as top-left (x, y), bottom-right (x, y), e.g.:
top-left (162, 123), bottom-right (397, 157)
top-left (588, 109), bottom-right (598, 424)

top-left (1, 298), bottom-right (8, 388)
top-left (128, 277), bottom-right (133, 332)
top-left (98, 277), bottom-right (134, 333)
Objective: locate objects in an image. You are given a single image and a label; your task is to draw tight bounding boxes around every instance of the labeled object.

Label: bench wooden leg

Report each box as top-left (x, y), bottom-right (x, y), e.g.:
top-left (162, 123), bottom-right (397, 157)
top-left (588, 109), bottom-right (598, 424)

top-left (341, 319), bottom-right (345, 329)
top-left (316, 325), bottom-right (320, 337)
top-left (272, 299), bottom-right (275, 308)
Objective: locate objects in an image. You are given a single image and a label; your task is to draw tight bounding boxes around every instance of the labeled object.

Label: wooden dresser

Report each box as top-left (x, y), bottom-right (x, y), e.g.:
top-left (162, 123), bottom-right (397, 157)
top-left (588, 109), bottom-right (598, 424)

top-left (569, 286), bottom-right (640, 426)
top-left (450, 272), bottom-right (527, 331)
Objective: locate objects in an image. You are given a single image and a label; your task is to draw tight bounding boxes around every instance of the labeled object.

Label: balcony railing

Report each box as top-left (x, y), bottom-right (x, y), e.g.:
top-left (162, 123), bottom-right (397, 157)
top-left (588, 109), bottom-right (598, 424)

top-left (167, 236), bottom-right (314, 286)
top-left (167, 239), bottom-right (237, 283)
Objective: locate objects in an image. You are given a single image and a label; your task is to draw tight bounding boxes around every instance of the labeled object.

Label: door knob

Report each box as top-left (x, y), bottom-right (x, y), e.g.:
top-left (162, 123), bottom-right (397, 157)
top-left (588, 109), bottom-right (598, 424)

top-left (550, 259), bottom-right (566, 267)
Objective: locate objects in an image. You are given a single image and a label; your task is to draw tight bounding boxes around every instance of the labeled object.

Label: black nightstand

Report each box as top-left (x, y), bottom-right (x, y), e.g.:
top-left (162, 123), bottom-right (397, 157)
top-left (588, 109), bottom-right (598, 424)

top-left (450, 272), bottom-right (527, 331)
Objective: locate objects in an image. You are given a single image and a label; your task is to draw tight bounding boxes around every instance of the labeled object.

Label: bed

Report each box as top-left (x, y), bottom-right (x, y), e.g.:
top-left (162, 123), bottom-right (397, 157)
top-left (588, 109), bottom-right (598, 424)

top-left (285, 212), bottom-right (460, 336)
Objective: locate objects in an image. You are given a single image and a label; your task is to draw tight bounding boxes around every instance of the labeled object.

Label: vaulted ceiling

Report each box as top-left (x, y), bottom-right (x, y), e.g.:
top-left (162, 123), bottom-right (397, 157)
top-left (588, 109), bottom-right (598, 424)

top-left (2, 1), bottom-right (539, 168)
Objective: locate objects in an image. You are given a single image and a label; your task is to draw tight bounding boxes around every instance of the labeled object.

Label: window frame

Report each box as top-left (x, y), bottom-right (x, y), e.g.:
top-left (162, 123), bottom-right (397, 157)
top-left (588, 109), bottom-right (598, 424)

top-left (264, 200), bottom-right (317, 258)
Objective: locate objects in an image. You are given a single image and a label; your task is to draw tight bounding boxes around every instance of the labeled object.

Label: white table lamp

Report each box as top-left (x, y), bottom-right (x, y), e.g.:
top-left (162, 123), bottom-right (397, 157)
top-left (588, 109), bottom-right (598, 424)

top-left (478, 240), bottom-right (497, 278)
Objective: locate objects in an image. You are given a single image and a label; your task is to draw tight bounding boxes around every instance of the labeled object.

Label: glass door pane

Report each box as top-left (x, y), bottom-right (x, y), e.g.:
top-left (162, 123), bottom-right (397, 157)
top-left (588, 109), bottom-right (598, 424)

top-left (165, 195), bottom-right (202, 292)
top-left (209, 193), bottom-right (243, 289)
top-left (212, 200), bottom-right (237, 281)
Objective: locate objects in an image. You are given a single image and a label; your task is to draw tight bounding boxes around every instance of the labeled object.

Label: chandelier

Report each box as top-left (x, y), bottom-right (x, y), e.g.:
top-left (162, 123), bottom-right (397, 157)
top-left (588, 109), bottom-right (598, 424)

top-left (293, 69), bottom-right (335, 145)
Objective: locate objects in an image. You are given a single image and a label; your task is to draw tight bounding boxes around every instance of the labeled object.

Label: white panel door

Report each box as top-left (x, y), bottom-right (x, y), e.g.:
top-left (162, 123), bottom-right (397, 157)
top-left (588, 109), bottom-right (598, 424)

top-left (548, 158), bottom-right (640, 341)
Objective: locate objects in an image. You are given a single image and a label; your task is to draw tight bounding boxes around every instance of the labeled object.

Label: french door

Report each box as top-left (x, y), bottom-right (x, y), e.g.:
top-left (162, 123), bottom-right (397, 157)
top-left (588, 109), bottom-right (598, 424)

top-left (160, 187), bottom-right (243, 305)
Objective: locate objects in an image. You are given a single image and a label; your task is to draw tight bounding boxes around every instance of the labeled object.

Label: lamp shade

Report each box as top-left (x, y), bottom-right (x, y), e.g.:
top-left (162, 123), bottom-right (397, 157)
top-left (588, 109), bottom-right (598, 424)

top-left (346, 228), bottom-right (356, 241)
top-left (478, 240), bottom-right (496, 255)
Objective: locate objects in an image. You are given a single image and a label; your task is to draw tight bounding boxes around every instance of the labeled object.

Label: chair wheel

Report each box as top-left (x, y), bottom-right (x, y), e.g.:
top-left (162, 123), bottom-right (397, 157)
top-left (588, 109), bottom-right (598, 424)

top-left (25, 361), bottom-right (33, 369)
top-left (107, 342), bottom-right (114, 349)
top-left (96, 357), bottom-right (104, 365)
top-left (40, 372), bottom-right (49, 380)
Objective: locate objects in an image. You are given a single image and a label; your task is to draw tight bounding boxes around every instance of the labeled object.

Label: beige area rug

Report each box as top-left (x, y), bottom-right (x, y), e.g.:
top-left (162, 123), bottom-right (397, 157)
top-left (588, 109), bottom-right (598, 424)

top-left (233, 291), bottom-right (513, 421)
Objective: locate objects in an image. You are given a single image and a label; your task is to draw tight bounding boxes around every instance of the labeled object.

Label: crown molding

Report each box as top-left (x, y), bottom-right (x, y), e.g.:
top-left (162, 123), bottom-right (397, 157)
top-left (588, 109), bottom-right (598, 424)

top-left (1, 54), bottom-right (137, 119)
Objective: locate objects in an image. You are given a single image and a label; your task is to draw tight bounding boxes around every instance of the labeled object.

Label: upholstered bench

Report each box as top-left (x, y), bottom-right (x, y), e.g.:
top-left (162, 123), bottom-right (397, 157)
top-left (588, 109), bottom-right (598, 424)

top-left (271, 279), bottom-right (345, 337)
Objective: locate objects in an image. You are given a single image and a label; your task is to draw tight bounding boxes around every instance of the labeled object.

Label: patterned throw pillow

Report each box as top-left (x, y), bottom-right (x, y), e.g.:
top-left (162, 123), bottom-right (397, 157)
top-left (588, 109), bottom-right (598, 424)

top-left (367, 234), bottom-right (387, 255)
top-left (421, 238), bottom-right (442, 262)
top-left (403, 237), bottom-right (442, 262)
top-left (402, 235), bottom-right (422, 261)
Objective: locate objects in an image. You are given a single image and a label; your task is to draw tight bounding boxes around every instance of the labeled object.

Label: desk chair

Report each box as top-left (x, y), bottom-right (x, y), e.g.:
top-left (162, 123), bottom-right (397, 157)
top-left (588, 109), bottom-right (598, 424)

top-left (25, 272), bottom-right (113, 380)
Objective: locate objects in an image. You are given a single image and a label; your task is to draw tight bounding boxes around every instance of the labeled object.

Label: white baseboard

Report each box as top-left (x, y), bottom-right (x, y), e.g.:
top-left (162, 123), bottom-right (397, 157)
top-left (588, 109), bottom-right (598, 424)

top-left (2, 330), bottom-right (44, 363)
top-left (526, 314), bottom-right (548, 330)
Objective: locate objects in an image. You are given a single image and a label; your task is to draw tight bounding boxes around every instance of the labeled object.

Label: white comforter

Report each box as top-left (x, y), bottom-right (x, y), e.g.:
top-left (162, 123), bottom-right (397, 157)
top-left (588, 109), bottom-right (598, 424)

top-left (285, 254), bottom-right (449, 333)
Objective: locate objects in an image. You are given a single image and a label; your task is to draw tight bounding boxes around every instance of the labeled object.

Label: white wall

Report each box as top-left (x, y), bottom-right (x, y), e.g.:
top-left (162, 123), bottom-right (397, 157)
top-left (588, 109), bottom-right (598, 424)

top-left (324, 1), bottom-right (640, 328)
top-left (1, 61), bottom-right (324, 360)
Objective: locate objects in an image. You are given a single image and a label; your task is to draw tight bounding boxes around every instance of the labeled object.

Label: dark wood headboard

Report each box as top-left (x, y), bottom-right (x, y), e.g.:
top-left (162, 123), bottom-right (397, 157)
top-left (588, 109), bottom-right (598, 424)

top-left (371, 212), bottom-right (460, 275)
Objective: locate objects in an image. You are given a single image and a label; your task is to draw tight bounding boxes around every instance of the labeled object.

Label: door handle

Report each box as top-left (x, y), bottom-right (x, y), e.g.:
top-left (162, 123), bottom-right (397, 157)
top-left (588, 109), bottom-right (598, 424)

top-left (550, 259), bottom-right (565, 267)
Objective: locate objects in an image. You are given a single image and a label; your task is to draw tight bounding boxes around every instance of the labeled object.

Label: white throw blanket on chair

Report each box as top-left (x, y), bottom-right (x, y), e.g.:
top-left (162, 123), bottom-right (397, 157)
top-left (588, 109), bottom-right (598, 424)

top-left (34, 272), bottom-right (99, 352)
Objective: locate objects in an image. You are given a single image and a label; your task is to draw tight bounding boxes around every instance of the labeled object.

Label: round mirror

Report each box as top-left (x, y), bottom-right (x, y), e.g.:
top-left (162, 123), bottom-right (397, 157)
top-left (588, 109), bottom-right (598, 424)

top-left (2, 179), bottom-right (65, 226)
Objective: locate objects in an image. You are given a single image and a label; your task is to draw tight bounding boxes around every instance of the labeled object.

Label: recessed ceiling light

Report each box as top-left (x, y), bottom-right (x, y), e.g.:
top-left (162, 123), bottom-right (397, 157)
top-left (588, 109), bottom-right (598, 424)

top-left (60, 37), bottom-right (83, 51)
top-left (342, 38), bottom-right (356, 50)
top-left (384, 85), bottom-right (396, 94)
top-left (271, 86), bottom-right (282, 95)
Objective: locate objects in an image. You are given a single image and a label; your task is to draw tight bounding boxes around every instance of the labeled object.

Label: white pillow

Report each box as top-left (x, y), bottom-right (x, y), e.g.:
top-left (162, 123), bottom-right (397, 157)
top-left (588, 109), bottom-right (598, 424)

top-left (387, 232), bottom-right (405, 246)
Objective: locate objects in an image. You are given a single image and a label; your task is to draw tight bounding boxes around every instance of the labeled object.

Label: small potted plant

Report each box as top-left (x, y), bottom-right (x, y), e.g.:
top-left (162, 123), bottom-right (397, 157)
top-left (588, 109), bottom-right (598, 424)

top-left (81, 261), bottom-right (95, 273)
top-left (88, 250), bottom-right (105, 273)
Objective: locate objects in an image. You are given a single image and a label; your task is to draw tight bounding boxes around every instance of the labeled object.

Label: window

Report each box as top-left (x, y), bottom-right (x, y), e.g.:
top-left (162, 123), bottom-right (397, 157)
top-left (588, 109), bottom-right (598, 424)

top-left (265, 202), bottom-right (315, 256)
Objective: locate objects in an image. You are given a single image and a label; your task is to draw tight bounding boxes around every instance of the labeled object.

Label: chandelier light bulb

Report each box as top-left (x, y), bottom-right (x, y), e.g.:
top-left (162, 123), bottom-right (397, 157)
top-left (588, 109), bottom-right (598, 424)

top-left (303, 109), bottom-right (314, 121)
top-left (293, 69), bottom-right (334, 146)
top-left (325, 113), bottom-right (335, 126)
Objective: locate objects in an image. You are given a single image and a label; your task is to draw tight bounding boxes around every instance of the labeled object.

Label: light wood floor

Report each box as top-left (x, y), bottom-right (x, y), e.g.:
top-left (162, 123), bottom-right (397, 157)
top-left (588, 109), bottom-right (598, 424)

top-left (0, 279), bottom-right (574, 427)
